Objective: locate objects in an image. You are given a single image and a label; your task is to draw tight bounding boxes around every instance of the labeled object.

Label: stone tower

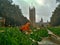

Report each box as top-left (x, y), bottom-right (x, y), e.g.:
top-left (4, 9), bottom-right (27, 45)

top-left (29, 7), bottom-right (36, 27)
top-left (40, 18), bottom-right (43, 22)
top-left (40, 18), bottom-right (44, 27)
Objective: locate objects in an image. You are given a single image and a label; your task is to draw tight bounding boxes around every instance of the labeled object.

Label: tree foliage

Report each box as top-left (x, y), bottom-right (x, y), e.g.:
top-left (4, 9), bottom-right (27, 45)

top-left (51, 4), bottom-right (60, 26)
top-left (0, 0), bottom-right (29, 26)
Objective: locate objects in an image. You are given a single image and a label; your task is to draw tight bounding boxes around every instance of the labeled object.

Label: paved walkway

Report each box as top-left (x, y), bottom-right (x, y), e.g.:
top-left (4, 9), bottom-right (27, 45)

top-left (47, 29), bottom-right (60, 45)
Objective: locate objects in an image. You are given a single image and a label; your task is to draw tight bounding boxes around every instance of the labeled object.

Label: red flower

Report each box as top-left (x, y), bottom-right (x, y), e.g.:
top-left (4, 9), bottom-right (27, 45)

top-left (20, 22), bottom-right (30, 31)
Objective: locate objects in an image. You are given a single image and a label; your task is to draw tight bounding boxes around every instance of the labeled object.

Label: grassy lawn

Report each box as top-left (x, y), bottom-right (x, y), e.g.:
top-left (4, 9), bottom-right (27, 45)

top-left (48, 27), bottom-right (60, 37)
top-left (0, 27), bottom-right (49, 45)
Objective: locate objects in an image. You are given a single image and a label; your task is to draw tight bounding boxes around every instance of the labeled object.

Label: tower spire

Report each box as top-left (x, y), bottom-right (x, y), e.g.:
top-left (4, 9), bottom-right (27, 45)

top-left (30, 1), bottom-right (34, 8)
top-left (41, 17), bottom-right (43, 22)
top-left (29, 6), bottom-right (36, 27)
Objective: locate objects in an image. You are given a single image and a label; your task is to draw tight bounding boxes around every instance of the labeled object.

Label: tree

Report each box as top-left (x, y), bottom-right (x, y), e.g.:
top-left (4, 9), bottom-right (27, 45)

top-left (51, 4), bottom-right (60, 26)
top-left (0, 0), bottom-right (29, 26)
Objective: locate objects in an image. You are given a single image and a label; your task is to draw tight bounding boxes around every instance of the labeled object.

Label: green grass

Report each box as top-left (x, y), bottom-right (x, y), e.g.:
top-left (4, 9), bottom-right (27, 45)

top-left (29, 28), bottom-right (48, 42)
top-left (0, 27), bottom-right (33, 45)
top-left (48, 27), bottom-right (60, 37)
top-left (0, 27), bottom-right (49, 45)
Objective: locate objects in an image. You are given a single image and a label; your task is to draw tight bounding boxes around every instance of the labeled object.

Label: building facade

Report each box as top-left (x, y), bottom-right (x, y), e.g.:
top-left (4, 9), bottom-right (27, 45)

top-left (29, 7), bottom-right (36, 27)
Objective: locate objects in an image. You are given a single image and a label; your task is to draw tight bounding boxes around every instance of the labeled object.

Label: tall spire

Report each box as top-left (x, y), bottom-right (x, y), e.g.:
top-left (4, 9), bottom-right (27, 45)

top-left (30, 0), bottom-right (34, 8)
top-left (41, 18), bottom-right (43, 22)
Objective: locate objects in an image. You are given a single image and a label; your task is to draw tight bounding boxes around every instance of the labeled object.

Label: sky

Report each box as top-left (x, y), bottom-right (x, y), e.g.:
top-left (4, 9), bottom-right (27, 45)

top-left (12, 0), bottom-right (58, 22)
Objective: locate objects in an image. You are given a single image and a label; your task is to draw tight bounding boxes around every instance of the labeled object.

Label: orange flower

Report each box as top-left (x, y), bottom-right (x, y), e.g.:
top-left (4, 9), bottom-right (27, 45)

top-left (20, 22), bottom-right (30, 31)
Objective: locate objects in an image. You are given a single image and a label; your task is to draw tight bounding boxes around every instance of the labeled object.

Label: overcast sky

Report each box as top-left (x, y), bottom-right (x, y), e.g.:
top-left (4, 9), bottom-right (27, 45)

top-left (12, 0), bottom-right (58, 22)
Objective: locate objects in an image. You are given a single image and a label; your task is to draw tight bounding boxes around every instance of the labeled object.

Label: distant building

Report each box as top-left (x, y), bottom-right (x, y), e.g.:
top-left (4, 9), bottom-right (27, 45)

top-left (29, 7), bottom-right (49, 28)
top-left (0, 17), bottom-right (5, 26)
top-left (36, 18), bottom-right (43, 27)
top-left (39, 18), bottom-right (44, 27)
top-left (29, 7), bottom-right (36, 27)
top-left (36, 18), bottom-right (49, 27)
